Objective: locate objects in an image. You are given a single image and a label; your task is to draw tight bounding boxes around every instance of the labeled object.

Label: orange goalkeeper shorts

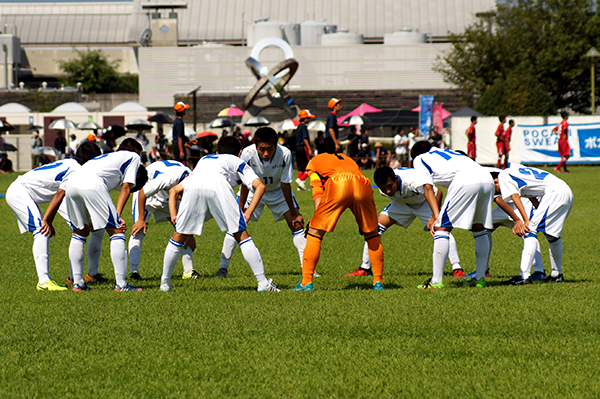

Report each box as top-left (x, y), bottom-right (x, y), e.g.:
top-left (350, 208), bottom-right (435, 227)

top-left (309, 173), bottom-right (378, 233)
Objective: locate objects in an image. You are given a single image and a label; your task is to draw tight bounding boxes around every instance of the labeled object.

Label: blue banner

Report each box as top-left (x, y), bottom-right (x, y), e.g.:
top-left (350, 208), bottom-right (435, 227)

top-left (419, 95), bottom-right (434, 137)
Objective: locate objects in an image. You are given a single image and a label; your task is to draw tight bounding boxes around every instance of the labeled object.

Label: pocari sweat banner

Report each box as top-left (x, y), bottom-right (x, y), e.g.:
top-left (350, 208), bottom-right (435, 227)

top-left (419, 95), bottom-right (434, 137)
top-left (519, 122), bottom-right (600, 164)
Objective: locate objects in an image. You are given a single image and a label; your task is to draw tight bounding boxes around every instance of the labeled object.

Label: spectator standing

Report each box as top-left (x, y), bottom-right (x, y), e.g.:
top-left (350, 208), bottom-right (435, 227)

top-left (429, 125), bottom-right (443, 148)
top-left (466, 116), bottom-right (477, 160)
top-left (326, 98), bottom-right (343, 152)
top-left (155, 128), bottom-right (169, 159)
top-left (374, 142), bottom-right (390, 168)
top-left (394, 129), bottom-right (409, 166)
top-left (31, 131), bottom-right (43, 167)
top-left (314, 131), bottom-right (326, 155)
top-left (295, 109), bottom-right (315, 190)
top-left (68, 134), bottom-right (80, 156)
top-left (172, 101), bottom-right (197, 166)
top-left (54, 131), bottom-right (67, 159)
top-left (495, 115), bottom-right (507, 169)
top-left (553, 111), bottom-right (570, 173)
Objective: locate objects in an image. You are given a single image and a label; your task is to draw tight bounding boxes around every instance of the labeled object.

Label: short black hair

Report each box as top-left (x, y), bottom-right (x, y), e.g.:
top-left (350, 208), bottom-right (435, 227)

top-left (508, 119), bottom-right (515, 125)
top-left (118, 138), bottom-right (143, 153)
top-left (176, 110), bottom-right (186, 117)
top-left (489, 171), bottom-right (500, 180)
top-left (374, 166), bottom-right (395, 187)
top-left (471, 116), bottom-right (478, 123)
top-left (499, 115), bottom-right (506, 122)
top-left (561, 111), bottom-right (569, 119)
top-left (131, 165), bottom-right (148, 193)
top-left (74, 142), bottom-right (102, 165)
top-left (454, 149), bottom-right (468, 156)
top-left (410, 140), bottom-right (432, 160)
top-left (323, 136), bottom-right (337, 154)
top-left (253, 127), bottom-right (278, 146)
top-left (217, 135), bottom-right (242, 155)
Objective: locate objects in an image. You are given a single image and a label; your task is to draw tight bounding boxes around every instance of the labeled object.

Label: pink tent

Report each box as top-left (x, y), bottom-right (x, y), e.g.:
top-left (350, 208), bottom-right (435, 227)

top-left (412, 106), bottom-right (452, 119)
top-left (338, 103), bottom-right (382, 126)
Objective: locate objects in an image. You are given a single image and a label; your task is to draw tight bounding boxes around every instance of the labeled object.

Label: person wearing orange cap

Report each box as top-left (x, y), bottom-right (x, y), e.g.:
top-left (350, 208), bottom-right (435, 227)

top-left (172, 101), bottom-right (197, 165)
top-left (326, 98), bottom-right (343, 152)
top-left (295, 109), bottom-right (315, 191)
top-left (291, 136), bottom-right (384, 291)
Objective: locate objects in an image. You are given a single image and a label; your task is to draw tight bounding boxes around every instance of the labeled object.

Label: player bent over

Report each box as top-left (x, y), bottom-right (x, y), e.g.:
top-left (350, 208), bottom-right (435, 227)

top-left (216, 127), bottom-right (314, 278)
top-left (496, 163), bottom-right (573, 283)
top-left (6, 142), bottom-right (101, 291)
top-left (159, 136), bottom-right (280, 292)
top-left (411, 141), bottom-right (494, 289)
top-left (291, 137), bottom-right (384, 291)
top-left (128, 160), bottom-right (195, 280)
top-left (345, 166), bottom-right (464, 278)
top-left (59, 138), bottom-right (147, 292)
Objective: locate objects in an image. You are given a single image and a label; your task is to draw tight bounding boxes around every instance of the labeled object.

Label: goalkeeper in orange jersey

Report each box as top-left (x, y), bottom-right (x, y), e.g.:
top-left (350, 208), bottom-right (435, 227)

top-left (291, 137), bottom-right (384, 291)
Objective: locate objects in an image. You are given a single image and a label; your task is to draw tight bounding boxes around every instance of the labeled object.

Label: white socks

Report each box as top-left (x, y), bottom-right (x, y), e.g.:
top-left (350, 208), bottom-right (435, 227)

top-left (69, 233), bottom-right (87, 285)
top-left (520, 235), bottom-right (538, 279)
top-left (473, 231), bottom-right (490, 280)
top-left (292, 229), bottom-right (306, 267)
top-left (219, 233), bottom-right (237, 271)
top-left (360, 223), bottom-right (388, 270)
top-left (181, 245), bottom-right (194, 275)
top-left (110, 233), bottom-right (127, 287)
top-left (32, 231), bottom-right (50, 284)
top-left (239, 237), bottom-right (267, 284)
top-left (161, 238), bottom-right (183, 288)
top-left (128, 231), bottom-right (145, 274)
top-left (432, 231), bottom-right (450, 284)
top-left (87, 229), bottom-right (104, 276)
top-left (549, 238), bottom-right (563, 276)
top-left (448, 233), bottom-right (461, 271)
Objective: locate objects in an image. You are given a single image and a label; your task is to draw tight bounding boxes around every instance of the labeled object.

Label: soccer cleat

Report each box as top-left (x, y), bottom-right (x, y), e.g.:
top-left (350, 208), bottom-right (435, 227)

top-left (530, 271), bottom-right (547, 281)
top-left (115, 283), bottom-right (142, 292)
top-left (295, 177), bottom-right (309, 191)
top-left (213, 268), bottom-right (228, 278)
top-left (129, 271), bottom-right (142, 280)
top-left (545, 273), bottom-right (564, 282)
top-left (467, 278), bottom-right (487, 288)
top-left (257, 278), bottom-right (281, 292)
top-left (182, 270), bottom-right (202, 279)
top-left (453, 268), bottom-right (466, 279)
top-left (160, 284), bottom-right (172, 292)
top-left (344, 267), bottom-right (373, 277)
top-left (36, 279), bottom-right (68, 291)
top-left (554, 167), bottom-right (562, 174)
top-left (373, 281), bottom-right (384, 291)
top-left (290, 281), bottom-right (314, 291)
top-left (66, 277), bottom-right (74, 287)
top-left (84, 273), bottom-right (108, 284)
top-left (72, 282), bottom-right (92, 292)
top-left (464, 269), bottom-right (491, 279)
top-left (418, 278), bottom-right (445, 290)
top-left (502, 276), bottom-right (532, 286)
top-left (313, 270), bottom-right (321, 277)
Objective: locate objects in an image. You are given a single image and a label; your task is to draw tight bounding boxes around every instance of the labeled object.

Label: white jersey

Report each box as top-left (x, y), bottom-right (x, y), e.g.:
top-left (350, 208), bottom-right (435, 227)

top-left (72, 151), bottom-right (141, 191)
top-left (143, 160), bottom-right (191, 208)
top-left (379, 168), bottom-right (436, 205)
top-left (12, 158), bottom-right (81, 203)
top-left (188, 153), bottom-right (259, 190)
top-left (413, 148), bottom-right (483, 188)
top-left (498, 163), bottom-right (570, 200)
top-left (241, 144), bottom-right (293, 192)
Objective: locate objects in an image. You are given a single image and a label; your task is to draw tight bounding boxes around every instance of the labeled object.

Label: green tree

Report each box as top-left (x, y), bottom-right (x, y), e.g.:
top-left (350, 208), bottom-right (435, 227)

top-left (436, 0), bottom-right (600, 115)
top-left (58, 49), bottom-right (138, 94)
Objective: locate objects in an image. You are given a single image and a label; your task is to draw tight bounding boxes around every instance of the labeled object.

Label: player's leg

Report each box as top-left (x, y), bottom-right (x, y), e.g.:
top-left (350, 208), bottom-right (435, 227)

top-left (161, 232), bottom-right (189, 291)
top-left (547, 235), bottom-right (563, 279)
top-left (233, 229), bottom-right (279, 292)
top-left (298, 227), bottom-right (325, 288)
top-left (282, 207), bottom-right (309, 270)
top-left (85, 229), bottom-right (105, 282)
top-left (364, 230), bottom-right (384, 287)
top-left (181, 235), bottom-right (197, 278)
top-left (70, 225), bottom-right (91, 289)
top-left (350, 214), bottom-right (393, 275)
top-left (217, 233), bottom-right (237, 276)
top-left (448, 233), bottom-right (464, 277)
top-left (472, 225), bottom-right (490, 281)
top-left (128, 230), bottom-right (144, 276)
top-left (105, 226), bottom-right (138, 291)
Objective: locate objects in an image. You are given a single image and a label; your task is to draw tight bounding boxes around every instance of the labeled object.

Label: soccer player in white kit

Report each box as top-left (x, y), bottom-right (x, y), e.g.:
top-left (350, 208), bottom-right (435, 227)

top-left (411, 141), bottom-right (494, 289)
top-left (497, 163), bottom-right (573, 283)
top-left (215, 127), bottom-right (308, 278)
top-left (159, 136), bottom-right (280, 292)
top-left (128, 160), bottom-right (194, 280)
top-left (345, 166), bottom-right (464, 278)
top-left (61, 138), bottom-right (147, 292)
top-left (6, 142), bottom-right (101, 291)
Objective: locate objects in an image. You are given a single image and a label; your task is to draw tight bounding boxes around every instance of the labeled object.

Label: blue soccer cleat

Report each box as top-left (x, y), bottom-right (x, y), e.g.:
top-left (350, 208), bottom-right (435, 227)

top-left (373, 281), bottom-right (384, 291)
top-left (290, 281), bottom-right (313, 291)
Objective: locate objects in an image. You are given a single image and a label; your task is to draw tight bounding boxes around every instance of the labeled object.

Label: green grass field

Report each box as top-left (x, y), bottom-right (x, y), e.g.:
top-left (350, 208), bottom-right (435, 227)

top-left (0, 166), bottom-right (599, 398)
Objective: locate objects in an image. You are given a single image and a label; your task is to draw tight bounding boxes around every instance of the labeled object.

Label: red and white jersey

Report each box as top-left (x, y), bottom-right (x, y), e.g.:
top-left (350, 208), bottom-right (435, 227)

top-left (555, 120), bottom-right (569, 140)
top-left (466, 124), bottom-right (476, 142)
top-left (503, 126), bottom-right (512, 142)
top-left (495, 123), bottom-right (505, 142)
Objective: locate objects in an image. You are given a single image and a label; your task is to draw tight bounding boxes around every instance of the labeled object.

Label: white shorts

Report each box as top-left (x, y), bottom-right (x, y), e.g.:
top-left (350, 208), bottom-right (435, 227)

top-left (175, 178), bottom-right (246, 236)
top-left (436, 169), bottom-right (494, 230)
top-left (6, 183), bottom-right (70, 234)
top-left (530, 184), bottom-right (573, 238)
top-left (492, 198), bottom-right (534, 229)
top-left (65, 178), bottom-right (121, 231)
top-left (132, 196), bottom-right (171, 224)
top-left (381, 200), bottom-right (432, 230)
top-left (244, 189), bottom-right (299, 222)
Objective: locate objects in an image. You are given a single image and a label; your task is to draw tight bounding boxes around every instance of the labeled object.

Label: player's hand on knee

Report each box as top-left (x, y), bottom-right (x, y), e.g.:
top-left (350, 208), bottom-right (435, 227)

top-left (184, 236), bottom-right (197, 251)
top-left (40, 220), bottom-right (55, 237)
top-left (132, 220), bottom-right (146, 236)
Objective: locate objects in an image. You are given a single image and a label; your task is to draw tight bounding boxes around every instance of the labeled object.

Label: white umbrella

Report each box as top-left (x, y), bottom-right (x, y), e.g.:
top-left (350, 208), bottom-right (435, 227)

top-left (341, 115), bottom-right (366, 126)
top-left (78, 121), bottom-right (103, 130)
top-left (307, 120), bottom-right (326, 131)
top-left (49, 119), bottom-right (77, 130)
top-left (276, 119), bottom-right (299, 131)
top-left (209, 118), bottom-right (236, 128)
top-left (243, 116), bottom-right (270, 127)
top-left (165, 126), bottom-right (197, 139)
top-left (126, 119), bottom-right (153, 131)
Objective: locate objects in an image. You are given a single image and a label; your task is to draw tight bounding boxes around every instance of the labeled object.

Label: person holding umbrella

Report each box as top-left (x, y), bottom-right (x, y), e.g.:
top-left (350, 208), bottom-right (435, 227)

top-left (172, 101), bottom-right (197, 166)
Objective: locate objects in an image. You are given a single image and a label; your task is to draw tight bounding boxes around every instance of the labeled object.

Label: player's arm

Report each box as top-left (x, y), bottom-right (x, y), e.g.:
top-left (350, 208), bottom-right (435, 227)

top-left (239, 184), bottom-right (249, 211)
top-left (494, 196), bottom-right (524, 233)
top-left (131, 189), bottom-right (147, 236)
top-left (530, 197), bottom-right (540, 209)
top-left (243, 178), bottom-right (265, 222)
top-left (510, 193), bottom-right (530, 237)
top-left (308, 172), bottom-right (325, 210)
top-left (281, 182), bottom-right (303, 229)
top-left (115, 183), bottom-right (133, 230)
top-left (178, 136), bottom-right (185, 159)
top-left (168, 183), bottom-right (184, 225)
top-left (40, 188), bottom-right (66, 237)
top-left (423, 184), bottom-right (439, 235)
top-left (435, 188), bottom-right (444, 208)
top-left (329, 127), bottom-right (341, 151)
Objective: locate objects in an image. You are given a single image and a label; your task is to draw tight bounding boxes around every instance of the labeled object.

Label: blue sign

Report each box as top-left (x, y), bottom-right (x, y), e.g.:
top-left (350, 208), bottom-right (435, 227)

top-left (577, 127), bottom-right (600, 158)
top-left (419, 95), bottom-right (434, 137)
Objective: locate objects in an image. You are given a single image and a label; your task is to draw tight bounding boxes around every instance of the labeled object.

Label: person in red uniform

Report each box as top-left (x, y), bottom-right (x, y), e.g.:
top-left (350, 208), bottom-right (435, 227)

top-left (502, 119), bottom-right (514, 169)
top-left (495, 115), bottom-right (507, 169)
top-left (291, 137), bottom-right (384, 291)
top-left (553, 112), bottom-right (570, 173)
top-left (465, 116), bottom-right (477, 160)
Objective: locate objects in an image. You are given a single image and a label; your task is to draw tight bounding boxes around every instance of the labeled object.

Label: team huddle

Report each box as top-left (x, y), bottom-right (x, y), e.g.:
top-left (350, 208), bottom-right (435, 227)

top-left (7, 119), bottom-right (573, 292)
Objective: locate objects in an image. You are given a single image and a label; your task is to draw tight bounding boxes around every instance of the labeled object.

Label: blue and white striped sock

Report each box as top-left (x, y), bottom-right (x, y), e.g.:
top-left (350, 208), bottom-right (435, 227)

top-left (32, 231), bottom-right (50, 285)
top-left (161, 238), bottom-right (184, 288)
top-left (292, 229), bottom-right (306, 268)
top-left (69, 233), bottom-right (87, 285)
top-left (220, 233), bottom-right (237, 271)
top-left (432, 230), bottom-right (450, 284)
top-left (110, 233), bottom-right (127, 287)
top-left (473, 230), bottom-right (490, 280)
top-left (239, 237), bottom-right (267, 284)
